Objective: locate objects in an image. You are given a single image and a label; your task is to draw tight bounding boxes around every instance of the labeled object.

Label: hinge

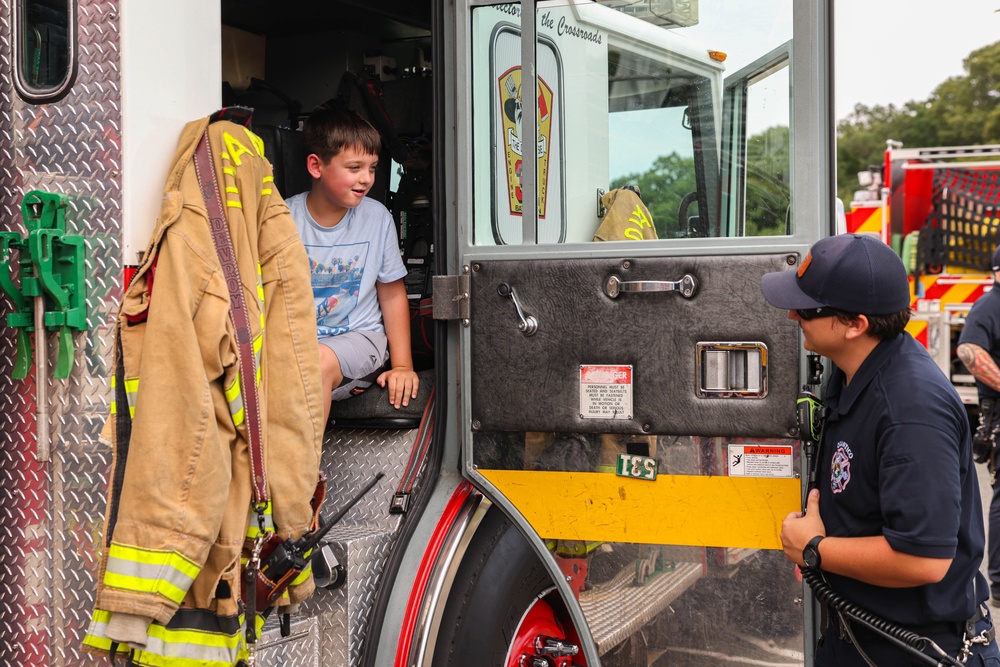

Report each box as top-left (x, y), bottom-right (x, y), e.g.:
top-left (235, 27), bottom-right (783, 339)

top-left (432, 272), bottom-right (471, 322)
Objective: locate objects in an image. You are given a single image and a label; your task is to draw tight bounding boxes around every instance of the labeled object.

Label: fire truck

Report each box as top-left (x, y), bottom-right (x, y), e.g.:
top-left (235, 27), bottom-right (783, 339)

top-left (0, 1), bottom-right (832, 665)
top-left (845, 142), bottom-right (1000, 408)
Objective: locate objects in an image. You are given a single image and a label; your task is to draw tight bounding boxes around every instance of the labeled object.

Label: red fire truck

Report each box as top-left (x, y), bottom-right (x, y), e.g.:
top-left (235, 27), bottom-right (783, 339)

top-left (846, 142), bottom-right (1000, 406)
top-left (1, 1), bottom-right (831, 665)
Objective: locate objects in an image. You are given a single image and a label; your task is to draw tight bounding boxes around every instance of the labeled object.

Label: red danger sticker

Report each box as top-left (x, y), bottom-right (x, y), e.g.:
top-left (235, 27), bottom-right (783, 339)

top-left (580, 365), bottom-right (633, 420)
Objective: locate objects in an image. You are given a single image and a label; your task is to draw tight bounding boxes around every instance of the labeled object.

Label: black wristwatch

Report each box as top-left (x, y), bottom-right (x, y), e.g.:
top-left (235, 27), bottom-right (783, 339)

top-left (802, 535), bottom-right (825, 569)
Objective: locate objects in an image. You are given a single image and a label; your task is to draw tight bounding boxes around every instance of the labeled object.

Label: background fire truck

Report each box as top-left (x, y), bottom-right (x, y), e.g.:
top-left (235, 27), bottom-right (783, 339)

top-left (0, 1), bottom-right (832, 666)
top-left (845, 142), bottom-right (1000, 410)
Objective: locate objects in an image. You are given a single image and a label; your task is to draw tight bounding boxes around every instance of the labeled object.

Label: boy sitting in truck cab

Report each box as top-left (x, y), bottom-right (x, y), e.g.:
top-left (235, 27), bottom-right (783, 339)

top-left (286, 106), bottom-right (419, 426)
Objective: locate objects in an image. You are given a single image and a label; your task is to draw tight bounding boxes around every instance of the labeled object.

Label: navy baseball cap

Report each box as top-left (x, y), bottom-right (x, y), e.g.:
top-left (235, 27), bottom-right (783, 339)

top-left (761, 234), bottom-right (910, 314)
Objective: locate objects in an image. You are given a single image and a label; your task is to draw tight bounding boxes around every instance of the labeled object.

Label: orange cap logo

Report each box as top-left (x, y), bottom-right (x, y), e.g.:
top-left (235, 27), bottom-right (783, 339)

top-left (797, 251), bottom-right (813, 278)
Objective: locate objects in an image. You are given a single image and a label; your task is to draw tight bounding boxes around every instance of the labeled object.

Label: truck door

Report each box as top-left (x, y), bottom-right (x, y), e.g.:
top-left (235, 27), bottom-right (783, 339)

top-left (435, 1), bottom-right (832, 665)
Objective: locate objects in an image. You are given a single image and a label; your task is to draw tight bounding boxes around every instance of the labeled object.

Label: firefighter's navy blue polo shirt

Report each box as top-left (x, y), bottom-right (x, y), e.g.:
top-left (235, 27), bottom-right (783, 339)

top-left (959, 280), bottom-right (1000, 401)
top-left (818, 331), bottom-right (989, 627)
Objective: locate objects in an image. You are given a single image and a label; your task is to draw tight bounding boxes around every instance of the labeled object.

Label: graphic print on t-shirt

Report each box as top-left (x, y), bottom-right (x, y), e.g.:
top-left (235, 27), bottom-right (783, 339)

top-left (308, 241), bottom-right (368, 336)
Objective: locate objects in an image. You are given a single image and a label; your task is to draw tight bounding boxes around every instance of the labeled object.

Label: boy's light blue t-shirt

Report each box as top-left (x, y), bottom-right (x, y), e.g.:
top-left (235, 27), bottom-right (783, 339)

top-left (286, 193), bottom-right (406, 337)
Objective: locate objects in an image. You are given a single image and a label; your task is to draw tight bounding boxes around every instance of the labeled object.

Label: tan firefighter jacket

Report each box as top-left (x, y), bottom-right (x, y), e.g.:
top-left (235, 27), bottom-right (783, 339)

top-left (83, 113), bottom-right (323, 666)
top-left (593, 187), bottom-right (658, 241)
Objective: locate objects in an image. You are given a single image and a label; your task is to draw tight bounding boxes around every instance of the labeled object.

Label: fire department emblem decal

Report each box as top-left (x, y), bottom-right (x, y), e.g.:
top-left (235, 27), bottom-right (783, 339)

top-left (497, 66), bottom-right (554, 217)
top-left (831, 445), bottom-right (852, 493)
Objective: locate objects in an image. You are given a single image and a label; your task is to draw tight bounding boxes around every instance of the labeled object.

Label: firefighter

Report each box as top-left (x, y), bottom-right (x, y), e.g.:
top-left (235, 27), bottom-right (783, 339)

top-left (957, 243), bottom-right (1000, 610)
top-left (761, 233), bottom-right (999, 665)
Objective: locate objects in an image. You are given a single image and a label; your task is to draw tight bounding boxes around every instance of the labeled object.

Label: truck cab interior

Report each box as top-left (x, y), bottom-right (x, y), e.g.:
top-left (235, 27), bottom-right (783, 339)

top-left (220, 0), bottom-right (438, 426)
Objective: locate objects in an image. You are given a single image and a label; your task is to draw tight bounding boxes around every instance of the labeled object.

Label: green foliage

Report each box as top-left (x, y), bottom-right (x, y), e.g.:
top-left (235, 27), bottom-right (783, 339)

top-left (745, 126), bottom-right (791, 236)
top-left (611, 126), bottom-right (791, 238)
top-left (837, 40), bottom-right (1000, 204)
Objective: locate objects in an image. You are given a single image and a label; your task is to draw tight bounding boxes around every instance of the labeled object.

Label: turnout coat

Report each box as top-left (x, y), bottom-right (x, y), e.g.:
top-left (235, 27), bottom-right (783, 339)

top-left (84, 113), bottom-right (323, 666)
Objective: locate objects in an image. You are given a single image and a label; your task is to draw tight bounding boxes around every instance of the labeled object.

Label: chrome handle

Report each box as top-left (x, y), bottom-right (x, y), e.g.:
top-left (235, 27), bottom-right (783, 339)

top-left (605, 274), bottom-right (697, 299)
top-left (497, 283), bottom-right (538, 336)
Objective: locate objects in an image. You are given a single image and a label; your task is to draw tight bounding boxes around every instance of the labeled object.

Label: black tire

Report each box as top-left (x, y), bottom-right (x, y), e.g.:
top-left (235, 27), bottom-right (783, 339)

top-left (432, 508), bottom-right (557, 666)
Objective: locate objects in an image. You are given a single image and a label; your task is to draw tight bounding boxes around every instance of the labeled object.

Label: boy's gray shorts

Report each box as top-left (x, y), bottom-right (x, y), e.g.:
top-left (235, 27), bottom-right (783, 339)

top-left (319, 329), bottom-right (390, 401)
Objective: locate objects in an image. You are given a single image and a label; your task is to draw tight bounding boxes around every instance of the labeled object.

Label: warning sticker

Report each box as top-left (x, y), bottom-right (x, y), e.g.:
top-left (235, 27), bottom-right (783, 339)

top-left (580, 365), bottom-right (633, 420)
top-left (728, 444), bottom-right (794, 478)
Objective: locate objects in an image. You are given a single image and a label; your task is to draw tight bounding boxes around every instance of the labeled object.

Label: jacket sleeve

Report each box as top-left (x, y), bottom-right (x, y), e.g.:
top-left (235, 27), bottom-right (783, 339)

top-left (258, 199), bottom-right (324, 530)
top-left (97, 199), bottom-right (240, 624)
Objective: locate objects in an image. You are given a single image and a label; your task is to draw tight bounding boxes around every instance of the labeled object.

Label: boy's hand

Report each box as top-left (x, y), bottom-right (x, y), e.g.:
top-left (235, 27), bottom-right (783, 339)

top-left (378, 367), bottom-right (420, 409)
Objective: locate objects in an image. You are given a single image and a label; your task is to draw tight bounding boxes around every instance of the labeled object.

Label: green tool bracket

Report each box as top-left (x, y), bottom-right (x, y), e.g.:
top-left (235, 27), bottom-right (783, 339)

top-left (0, 190), bottom-right (88, 379)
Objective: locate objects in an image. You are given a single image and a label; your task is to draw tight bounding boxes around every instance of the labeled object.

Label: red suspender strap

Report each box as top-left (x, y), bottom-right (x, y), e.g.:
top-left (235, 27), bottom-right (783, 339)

top-left (192, 129), bottom-right (269, 507)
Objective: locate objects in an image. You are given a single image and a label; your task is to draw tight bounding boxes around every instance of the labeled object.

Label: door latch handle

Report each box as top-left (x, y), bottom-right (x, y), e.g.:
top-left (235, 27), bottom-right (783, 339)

top-left (605, 274), bottom-right (697, 299)
top-left (497, 283), bottom-right (538, 336)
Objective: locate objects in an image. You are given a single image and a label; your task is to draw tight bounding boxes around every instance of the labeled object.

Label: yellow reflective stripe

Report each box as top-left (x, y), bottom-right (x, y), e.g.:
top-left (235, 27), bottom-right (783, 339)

top-left (83, 610), bottom-right (132, 654)
top-left (124, 377), bottom-right (139, 418)
top-left (263, 175), bottom-right (274, 183)
top-left (479, 469), bottom-right (800, 550)
top-left (261, 188), bottom-right (273, 196)
top-left (223, 167), bottom-right (235, 176)
top-left (225, 186), bottom-right (238, 194)
top-left (226, 373), bottom-right (245, 426)
top-left (290, 558), bottom-right (312, 586)
top-left (245, 501), bottom-right (274, 538)
top-left (136, 623), bottom-right (241, 667)
top-left (110, 375), bottom-right (116, 415)
top-left (104, 544), bottom-right (201, 605)
top-left (85, 608), bottom-right (243, 667)
top-left (253, 333), bottom-right (263, 385)
top-left (226, 200), bottom-right (243, 209)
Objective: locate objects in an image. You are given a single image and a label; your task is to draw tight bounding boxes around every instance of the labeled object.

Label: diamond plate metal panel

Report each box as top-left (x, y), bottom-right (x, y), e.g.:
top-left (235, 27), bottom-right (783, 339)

top-left (1, 5), bottom-right (425, 664)
top-left (291, 427), bottom-right (416, 666)
top-left (0, 1), bottom-right (122, 666)
top-left (258, 615), bottom-right (320, 667)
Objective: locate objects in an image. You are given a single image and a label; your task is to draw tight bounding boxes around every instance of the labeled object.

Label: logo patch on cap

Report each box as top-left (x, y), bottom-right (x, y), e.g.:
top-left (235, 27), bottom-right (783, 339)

top-left (797, 251), bottom-right (813, 278)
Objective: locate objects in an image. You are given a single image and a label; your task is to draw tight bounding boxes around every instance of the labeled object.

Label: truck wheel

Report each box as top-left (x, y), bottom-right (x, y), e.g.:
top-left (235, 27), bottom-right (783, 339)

top-left (433, 508), bottom-right (586, 666)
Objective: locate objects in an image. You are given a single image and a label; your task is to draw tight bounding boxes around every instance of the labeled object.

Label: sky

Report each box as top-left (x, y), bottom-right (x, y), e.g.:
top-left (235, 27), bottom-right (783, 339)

top-left (834, 0), bottom-right (1000, 122)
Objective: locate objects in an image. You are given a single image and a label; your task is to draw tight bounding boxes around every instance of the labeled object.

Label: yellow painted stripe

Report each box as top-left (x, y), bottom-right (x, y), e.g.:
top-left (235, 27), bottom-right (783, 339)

top-left (940, 283), bottom-right (979, 305)
top-left (479, 469), bottom-right (800, 550)
top-left (854, 207), bottom-right (882, 234)
top-left (905, 320), bottom-right (928, 338)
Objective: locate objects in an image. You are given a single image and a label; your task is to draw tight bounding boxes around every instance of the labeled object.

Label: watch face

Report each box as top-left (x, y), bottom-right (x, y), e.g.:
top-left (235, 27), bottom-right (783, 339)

top-left (803, 537), bottom-right (823, 568)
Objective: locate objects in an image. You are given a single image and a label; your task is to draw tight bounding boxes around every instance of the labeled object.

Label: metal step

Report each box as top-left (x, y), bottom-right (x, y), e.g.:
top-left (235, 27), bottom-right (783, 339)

top-left (579, 561), bottom-right (703, 654)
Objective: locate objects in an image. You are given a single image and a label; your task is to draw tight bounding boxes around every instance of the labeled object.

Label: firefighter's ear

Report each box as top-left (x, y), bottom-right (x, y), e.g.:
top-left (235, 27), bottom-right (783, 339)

top-left (843, 313), bottom-right (871, 341)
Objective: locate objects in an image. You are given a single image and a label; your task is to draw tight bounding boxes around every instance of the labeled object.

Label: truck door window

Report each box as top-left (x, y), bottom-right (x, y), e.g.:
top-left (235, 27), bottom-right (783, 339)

top-left (722, 46), bottom-right (792, 237)
top-left (470, 0), bottom-right (792, 245)
top-left (14, 0), bottom-right (77, 102)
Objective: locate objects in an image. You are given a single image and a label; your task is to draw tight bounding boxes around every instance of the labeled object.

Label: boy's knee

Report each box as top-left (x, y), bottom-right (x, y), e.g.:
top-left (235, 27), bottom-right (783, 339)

top-left (318, 345), bottom-right (343, 384)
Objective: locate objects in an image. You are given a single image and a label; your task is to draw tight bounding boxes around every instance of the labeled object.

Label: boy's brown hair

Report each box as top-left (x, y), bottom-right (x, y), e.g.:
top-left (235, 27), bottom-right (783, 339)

top-left (302, 106), bottom-right (381, 162)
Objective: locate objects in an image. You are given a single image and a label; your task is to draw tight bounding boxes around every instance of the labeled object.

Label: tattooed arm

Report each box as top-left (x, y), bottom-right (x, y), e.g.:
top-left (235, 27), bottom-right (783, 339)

top-left (957, 342), bottom-right (1000, 393)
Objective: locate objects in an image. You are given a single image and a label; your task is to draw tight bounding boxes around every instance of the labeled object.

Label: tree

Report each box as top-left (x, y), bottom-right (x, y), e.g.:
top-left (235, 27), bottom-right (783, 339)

top-left (836, 40), bottom-right (1000, 203)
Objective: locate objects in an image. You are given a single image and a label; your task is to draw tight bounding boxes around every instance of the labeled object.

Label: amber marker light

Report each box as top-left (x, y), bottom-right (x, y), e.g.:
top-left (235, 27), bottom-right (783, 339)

top-left (708, 50), bottom-right (727, 62)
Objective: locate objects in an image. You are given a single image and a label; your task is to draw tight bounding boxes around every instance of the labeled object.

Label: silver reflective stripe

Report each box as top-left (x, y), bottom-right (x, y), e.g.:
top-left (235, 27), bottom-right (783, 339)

top-left (104, 544), bottom-right (199, 605)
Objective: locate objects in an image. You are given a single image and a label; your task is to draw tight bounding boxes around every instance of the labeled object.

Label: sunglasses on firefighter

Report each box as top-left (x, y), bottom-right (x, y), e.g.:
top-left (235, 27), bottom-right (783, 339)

top-left (795, 306), bottom-right (852, 321)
